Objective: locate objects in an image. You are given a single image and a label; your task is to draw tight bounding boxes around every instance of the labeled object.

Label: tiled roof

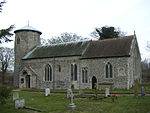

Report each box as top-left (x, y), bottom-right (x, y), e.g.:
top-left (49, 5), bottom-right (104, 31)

top-left (23, 41), bottom-right (90, 59)
top-left (23, 35), bottom-right (135, 60)
top-left (82, 35), bottom-right (134, 59)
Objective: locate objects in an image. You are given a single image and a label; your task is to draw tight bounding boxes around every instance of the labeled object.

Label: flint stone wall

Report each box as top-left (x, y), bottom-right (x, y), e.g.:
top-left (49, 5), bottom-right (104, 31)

top-left (20, 55), bottom-right (139, 89)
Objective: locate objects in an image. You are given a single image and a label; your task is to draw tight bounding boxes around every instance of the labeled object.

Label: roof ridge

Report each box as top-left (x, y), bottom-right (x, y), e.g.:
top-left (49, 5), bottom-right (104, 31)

top-left (92, 35), bottom-right (134, 42)
top-left (40, 40), bottom-right (90, 48)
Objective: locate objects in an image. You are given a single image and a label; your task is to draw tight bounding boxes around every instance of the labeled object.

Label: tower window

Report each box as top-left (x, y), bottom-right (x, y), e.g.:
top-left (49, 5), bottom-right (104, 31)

top-left (17, 38), bottom-right (20, 44)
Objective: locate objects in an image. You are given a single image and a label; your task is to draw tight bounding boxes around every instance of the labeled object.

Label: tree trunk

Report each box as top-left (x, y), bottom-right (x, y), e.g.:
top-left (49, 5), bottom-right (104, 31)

top-left (2, 72), bottom-right (5, 85)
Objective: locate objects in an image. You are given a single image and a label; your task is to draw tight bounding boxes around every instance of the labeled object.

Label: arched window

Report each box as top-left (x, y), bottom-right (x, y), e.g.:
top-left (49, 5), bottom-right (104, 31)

top-left (71, 64), bottom-right (73, 81)
top-left (17, 37), bottom-right (20, 44)
top-left (82, 70), bottom-right (84, 83)
top-left (110, 63), bottom-right (112, 78)
top-left (74, 64), bottom-right (77, 81)
top-left (45, 64), bottom-right (52, 81)
top-left (106, 64), bottom-right (108, 78)
top-left (82, 67), bottom-right (88, 83)
top-left (106, 62), bottom-right (113, 78)
top-left (71, 64), bottom-right (78, 81)
top-left (57, 65), bottom-right (61, 72)
top-left (85, 70), bottom-right (88, 83)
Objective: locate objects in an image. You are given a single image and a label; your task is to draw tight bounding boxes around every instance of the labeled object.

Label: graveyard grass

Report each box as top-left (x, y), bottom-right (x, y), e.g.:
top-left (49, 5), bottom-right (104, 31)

top-left (21, 83), bottom-right (150, 94)
top-left (0, 90), bottom-right (150, 113)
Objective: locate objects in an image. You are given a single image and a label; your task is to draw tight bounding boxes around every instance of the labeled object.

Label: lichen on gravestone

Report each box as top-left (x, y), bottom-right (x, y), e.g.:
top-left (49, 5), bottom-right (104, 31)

top-left (14, 98), bottom-right (25, 109)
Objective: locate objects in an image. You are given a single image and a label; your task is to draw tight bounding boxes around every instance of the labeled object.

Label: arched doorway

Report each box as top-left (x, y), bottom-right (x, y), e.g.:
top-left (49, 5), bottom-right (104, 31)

top-left (92, 76), bottom-right (97, 89)
top-left (26, 75), bottom-right (30, 88)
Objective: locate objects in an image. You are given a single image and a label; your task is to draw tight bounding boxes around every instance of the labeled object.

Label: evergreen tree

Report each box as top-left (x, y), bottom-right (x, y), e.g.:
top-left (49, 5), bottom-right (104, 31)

top-left (0, 1), bottom-right (14, 43)
top-left (0, 1), bottom-right (5, 12)
top-left (91, 26), bottom-right (126, 40)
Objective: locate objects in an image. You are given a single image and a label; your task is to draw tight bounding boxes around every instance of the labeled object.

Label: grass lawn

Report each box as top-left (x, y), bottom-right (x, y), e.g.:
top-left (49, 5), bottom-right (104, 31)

top-left (0, 91), bottom-right (150, 113)
top-left (21, 83), bottom-right (150, 94)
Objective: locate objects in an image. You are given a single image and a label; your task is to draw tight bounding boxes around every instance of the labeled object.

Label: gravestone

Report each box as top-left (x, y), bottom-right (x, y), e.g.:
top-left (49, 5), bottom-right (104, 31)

top-left (67, 89), bottom-right (76, 110)
top-left (45, 88), bottom-right (50, 96)
top-left (141, 87), bottom-right (145, 96)
top-left (13, 92), bottom-right (19, 101)
top-left (14, 98), bottom-right (25, 109)
top-left (105, 88), bottom-right (110, 97)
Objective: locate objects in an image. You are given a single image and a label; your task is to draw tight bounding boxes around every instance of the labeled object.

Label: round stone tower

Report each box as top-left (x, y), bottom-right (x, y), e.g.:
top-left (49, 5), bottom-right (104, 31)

top-left (14, 25), bottom-right (42, 87)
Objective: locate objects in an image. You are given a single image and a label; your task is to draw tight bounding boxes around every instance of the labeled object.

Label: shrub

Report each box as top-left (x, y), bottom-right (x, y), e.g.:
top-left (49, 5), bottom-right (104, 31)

top-left (0, 85), bottom-right (12, 104)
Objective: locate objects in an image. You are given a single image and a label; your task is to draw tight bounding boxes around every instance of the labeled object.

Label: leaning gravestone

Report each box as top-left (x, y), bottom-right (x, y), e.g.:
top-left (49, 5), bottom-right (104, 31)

top-left (45, 88), bottom-right (50, 96)
top-left (105, 88), bottom-right (110, 97)
top-left (15, 98), bottom-right (25, 109)
top-left (67, 89), bottom-right (76, 110)
top-left (13, 92), bottom-right (19, 101)
top-left (141, 87), bottom-right (145, 96)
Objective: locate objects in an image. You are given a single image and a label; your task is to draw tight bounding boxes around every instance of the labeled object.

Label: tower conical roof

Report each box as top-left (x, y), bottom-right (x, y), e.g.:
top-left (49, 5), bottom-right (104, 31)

top-left (14, 25), bottom-right (42, 35)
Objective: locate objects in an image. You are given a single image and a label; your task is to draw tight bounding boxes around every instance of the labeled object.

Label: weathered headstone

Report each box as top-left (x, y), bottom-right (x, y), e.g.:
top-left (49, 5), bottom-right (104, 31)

top-left (47, 88), bottom-right (50, 94)
top-left (141, 87), bottom-right (145, 96)
top-left (45, 88), bottom-right (50, 96)
top-left (105, 88), bottom-right (110, 97)
top-left (13, 92), bottom-right (19, 101)
top-left (14, 98), bottom-right (25, 109)
top-left (67, 89), bottom-right (76, 110)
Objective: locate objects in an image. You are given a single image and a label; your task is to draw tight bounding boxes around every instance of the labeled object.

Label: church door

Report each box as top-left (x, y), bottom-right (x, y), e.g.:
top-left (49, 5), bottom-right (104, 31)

top-left (92, 76), bottom-right (97, 89)
top-left (26, 75), bottom-right (30, 88)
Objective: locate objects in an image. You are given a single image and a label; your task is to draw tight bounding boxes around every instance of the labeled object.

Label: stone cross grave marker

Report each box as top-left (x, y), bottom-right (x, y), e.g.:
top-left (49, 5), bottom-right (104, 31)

top-left (45, 88), bottom-right (50, 96)
top-left (13, 92), bottom-right (19, 102)
top-left (67, 89), bottom-right (72, 98)
top-left (15, 98), bottom-right (25, 109)
top-left (105, 88), bottom-right (110, 97)
top-left (141, 87), bottom-right (145, 96)
top-left (67, 89), bottom-right (76, 110)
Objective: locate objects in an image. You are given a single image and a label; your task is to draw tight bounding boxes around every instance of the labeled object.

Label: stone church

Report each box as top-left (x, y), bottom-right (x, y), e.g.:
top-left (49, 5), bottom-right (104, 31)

top-left (13, 25), bottom-right (142, 89)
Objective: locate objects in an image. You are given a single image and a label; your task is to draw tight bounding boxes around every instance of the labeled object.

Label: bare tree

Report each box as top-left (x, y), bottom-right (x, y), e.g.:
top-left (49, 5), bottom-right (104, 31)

top-left (41, 32), bottom-right (89, 45)
top-left (146, 41), bottom-right (150, 50)
top-left (40, 38), bottom-right (48, 46)
top-left (0, 47), bottom-right (14, 84)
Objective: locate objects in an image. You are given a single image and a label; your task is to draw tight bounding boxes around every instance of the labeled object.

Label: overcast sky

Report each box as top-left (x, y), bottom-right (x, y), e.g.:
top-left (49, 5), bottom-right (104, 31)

top-left (0, 0), bottom-right (150, 60)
